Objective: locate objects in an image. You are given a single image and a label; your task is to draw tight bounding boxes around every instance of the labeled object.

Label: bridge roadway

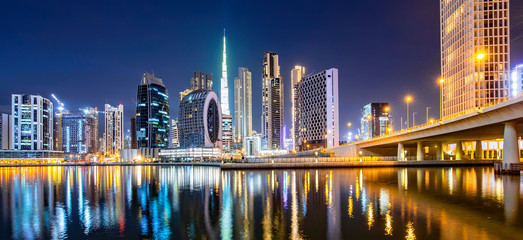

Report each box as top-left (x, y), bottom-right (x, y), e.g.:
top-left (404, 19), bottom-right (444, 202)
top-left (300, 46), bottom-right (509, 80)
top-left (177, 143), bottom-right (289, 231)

top-left (329, 95), bottom-right (523, 171)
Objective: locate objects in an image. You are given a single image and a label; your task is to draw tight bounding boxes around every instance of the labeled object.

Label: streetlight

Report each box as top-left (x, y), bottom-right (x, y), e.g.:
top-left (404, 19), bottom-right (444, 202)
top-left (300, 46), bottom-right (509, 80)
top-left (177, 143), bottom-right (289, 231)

top-left (426, 107), bottom-right (431, 124)
top-left (405, 96), bottom-right (412, 128)
top-left (366, 114), bottom-right (372, 139)
top-left (476, 53), bottom-right (485, 60)
top-left (413, 112), bottom-right (417, 126)
top-left (439, 78), bottom-right (444, 120)
top-left (347, 122), bottom-right (352, 142)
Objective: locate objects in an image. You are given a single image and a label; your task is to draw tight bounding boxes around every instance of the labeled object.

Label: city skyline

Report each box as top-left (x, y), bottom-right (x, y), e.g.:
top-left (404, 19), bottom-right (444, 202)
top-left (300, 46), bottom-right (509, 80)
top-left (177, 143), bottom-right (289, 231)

top-left (1, 1), bottom-right (523, 138)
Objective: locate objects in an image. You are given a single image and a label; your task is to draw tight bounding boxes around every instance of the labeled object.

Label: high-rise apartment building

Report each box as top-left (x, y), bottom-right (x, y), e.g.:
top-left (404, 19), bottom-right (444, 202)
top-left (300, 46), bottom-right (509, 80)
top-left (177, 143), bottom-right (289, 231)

top-left (171, 119), bottom-right (179, 148)
top-left (234, 67), bottom-right (252, 142)
top-left (511, 64), bottom-right (523, 97)
top-left (221, 114), bottom-right (233, 154)
top-left (220, 30), bottom-right (231, 115)
top-left (191, 71), bottom-right (213, 91)
top-left (296, 68), bottom-right (339, 150)
top-left (136, 72), bottom-right (170, 149)
top-left (360, 103), bottom-right (390, 140)
top-left (11, 94), bottom-right (53, 150)
top-left (130, 114), bottom-right (137, 149)
top-left (440, 0), bottom-right (510, 119)
top-left (262, 51), bottom-right (283, 149)
top-left (291, 65), bottom-right (306, 151)
top-left (61, 108), bottom-right (98, 154)
top-left (0, 113), bottom-right (12, 150)
top-left (104, 104), bottom-right (124, 155)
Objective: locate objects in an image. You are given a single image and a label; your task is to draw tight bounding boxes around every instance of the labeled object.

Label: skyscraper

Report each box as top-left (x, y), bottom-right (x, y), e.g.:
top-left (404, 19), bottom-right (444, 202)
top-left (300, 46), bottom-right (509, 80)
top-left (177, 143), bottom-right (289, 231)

top-left (291, 65), bottom-right (306, 151)
top-left (104, 104), bottom-right (124, 155)
top-left (360, 103), bottom-right (390, 140)
top-left (234, 67), bottom-right (252, 143)
top-left (11, 94), bottom-right (53, 150)
top-left (191, 71), bottom-right (213, 91)
top-left (61, 108), bottom-right (98, 154)
top-left (511, 64), bottom-right (523, 98)
top-left (440, 0), bottom-right (510, 119)
top-left (0, 113), bottom-right (12, 150)
top-left (220, 29), bottom-right (231, 115)
top-left (296, 68), bottom-right (339, 150)
top-left (130, 114), bottom-right (137, 149)
top-left (171, 119), bottom-right (179, 148)
top-left (136, 72), bottom-right (170, 149)
top-left (262, 51), bottom-right (283, 149)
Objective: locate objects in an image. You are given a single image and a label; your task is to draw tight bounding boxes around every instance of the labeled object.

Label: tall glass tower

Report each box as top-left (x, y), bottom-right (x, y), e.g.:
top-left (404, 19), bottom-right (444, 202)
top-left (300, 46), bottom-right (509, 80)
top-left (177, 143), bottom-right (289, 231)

top-left (220, 29), bottom-right (231, 115)
top-left (136, 72), bottom-right (170, 149)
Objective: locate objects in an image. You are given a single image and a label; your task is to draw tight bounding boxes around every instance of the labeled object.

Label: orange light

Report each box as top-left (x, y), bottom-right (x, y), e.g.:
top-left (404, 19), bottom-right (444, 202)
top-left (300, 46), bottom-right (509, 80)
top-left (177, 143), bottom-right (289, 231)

top-left (366, 114), bottom-right (371, 120)
top-left (405, 96), bottom-right (412, 102)
top-left (384, 107), bottom-right (389, 112)
top-left (476, 53), bottom-right (485, 60)
top-left (439, 78), bottom-right (444, 84)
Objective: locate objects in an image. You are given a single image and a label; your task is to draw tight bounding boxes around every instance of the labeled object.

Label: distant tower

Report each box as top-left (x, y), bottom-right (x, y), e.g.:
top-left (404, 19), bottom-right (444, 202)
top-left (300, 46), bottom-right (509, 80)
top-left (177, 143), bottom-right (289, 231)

top-left (234, 67), bottom-right (252, 143)
top-left (104, 104), bottom-right (124, 155)
top-left (262, 51), bottom-right (283, 149)
top-left (220, 29), bottom-right (231, 115)
top-left (291, 65), bottom-right (306, 151)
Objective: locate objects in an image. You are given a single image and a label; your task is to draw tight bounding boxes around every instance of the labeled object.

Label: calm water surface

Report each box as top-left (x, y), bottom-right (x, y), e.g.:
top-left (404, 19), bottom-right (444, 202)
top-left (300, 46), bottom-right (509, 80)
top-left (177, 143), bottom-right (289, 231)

top-left (0, 166), bottom-right (522, 239)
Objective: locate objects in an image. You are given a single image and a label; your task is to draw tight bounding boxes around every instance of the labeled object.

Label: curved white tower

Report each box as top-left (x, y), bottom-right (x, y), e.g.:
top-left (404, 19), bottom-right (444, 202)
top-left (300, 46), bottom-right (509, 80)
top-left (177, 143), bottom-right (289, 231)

top-left (220, 29), bottom-right (230, 115)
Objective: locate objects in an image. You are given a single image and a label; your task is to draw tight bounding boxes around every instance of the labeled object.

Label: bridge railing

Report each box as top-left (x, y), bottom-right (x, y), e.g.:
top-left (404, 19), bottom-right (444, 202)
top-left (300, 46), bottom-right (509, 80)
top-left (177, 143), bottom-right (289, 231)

top-left (239, 156), bottom-right (398, 163)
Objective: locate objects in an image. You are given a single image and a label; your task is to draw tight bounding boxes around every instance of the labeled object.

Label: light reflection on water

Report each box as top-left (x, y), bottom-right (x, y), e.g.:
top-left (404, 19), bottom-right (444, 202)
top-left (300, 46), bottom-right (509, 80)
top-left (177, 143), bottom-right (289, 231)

top-left (0, 166), bottom-right (522, 239)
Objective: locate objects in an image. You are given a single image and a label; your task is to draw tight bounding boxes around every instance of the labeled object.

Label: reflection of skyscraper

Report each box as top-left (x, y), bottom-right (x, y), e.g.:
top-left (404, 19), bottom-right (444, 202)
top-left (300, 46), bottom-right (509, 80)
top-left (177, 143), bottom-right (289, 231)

top-left (440, 0), bottom-right (510, 119)
top-left (234, 67), bottom-right (252, 142)
top-left (262, 51), bottom-right (283, 149)
top-left (11, 94), bottom-right (53, 150)
top-left (104, 104), bottom-right (124, 155)
top-left (136, 72), bottom-right (170, 149)
top-left (291, 66), bottom-right (305, 151)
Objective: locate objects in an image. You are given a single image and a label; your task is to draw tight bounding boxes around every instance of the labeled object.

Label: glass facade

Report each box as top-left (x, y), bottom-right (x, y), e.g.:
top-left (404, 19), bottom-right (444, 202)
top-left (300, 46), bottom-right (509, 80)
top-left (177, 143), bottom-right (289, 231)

top-left (136, 72), bottom-right (170, 149)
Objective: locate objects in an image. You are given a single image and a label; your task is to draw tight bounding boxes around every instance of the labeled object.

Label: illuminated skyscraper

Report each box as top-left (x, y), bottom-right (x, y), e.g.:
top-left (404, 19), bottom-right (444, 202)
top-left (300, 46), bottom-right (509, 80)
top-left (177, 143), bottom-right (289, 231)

top-left (296, 68), bottom-right (339, 150)
top-left (291, 65), bottom-right (306, 151)
top-left (171, 119), bottom-right (179, 148)
top-left (360, 103), bottom-right (390, 140)
top-left (262, 51), bottom-right (283, 149)
top-left (234, 67), bottom-right (252, 142)
top-left (104, 104), bottom-right (124, 155)
top-left (220, 29), bottom-right (231, 115)
top-left (511, 64), bottom-right (523, 97)
top-left (440, 0), bottom-right (510, 119)
top-left (61, 108), bottom-right (98, 155)
top-left (191, 71), bottom-right (213, 91)
top-left (11, 94), bottom-right (53, 150)
top-left (136, 72), bottom-right (170, 149)
top-left (0, 113), bottom-right (12, 150)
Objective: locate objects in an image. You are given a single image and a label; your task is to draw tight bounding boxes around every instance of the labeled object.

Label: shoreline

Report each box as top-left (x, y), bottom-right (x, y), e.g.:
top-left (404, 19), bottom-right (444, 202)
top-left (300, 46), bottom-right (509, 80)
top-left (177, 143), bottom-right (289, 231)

top-left (0, 160), bottom-right (501, 170)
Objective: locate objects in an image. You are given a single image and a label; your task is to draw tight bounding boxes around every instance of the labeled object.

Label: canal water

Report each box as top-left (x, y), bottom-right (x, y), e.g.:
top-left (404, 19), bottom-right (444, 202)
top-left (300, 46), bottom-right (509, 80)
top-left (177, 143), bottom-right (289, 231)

top-left (0, 166), bottom-right (521, 239)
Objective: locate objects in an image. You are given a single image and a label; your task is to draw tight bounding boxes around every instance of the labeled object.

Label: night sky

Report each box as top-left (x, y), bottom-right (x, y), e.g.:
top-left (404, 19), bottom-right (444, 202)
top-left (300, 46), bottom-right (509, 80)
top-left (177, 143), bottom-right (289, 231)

top-left (2, 0), bottom-right (523, 139)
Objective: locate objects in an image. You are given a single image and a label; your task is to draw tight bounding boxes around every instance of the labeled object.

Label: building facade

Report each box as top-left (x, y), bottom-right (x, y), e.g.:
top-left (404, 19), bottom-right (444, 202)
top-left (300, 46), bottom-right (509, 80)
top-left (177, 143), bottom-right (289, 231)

top-left (262, 51), bottom-right (283, 149)
top-left (104, 104), bottom-right (124, 155)
top-left (233, 67), bottom-right (252, 142)
top-left (171, 119), bottom-right (179, 148)
top-left (222, 114), bottom-right (233, 154)
top-left (440, 0), bottom-right (510, 119)
top-left (11, 94), bottom-right (53, 150)
top-left (178, 90), bottom-right (222, 149)
top-left (242, 134), bottom-right (262, 157)
top-left (360, 103), bottom-right (390, 140)
top-left (61, 108), bottom-right (98, 154)
top-left (511, 64), bottom-right (523, 98)
top-left (136, 72), bottom-right (170, 149)
top-left (296, 68), bottom-right (339, 150)
top-left (0, 113), bottom-right (12, 150)
top-left (291, 65), bottom-right (306, 151)
top-left (191, 71), bottom-right (213, 91)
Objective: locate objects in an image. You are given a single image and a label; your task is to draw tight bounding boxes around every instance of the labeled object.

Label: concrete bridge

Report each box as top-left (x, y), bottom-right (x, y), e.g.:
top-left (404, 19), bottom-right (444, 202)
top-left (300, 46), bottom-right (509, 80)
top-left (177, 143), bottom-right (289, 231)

top-left (329, 95), bottom-right (523, 171)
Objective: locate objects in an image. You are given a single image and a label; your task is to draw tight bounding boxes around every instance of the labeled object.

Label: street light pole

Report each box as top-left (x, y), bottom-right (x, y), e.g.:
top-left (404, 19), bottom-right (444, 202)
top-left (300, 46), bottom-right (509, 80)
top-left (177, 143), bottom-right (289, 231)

top-left (405, 96), bottom-right (412, 128)
top-left (439, 78), bottom-right (444, 120)
top-left (413, 112), bottom-right (417, 126)
top-left (426, 107), bottom-right (431, 123)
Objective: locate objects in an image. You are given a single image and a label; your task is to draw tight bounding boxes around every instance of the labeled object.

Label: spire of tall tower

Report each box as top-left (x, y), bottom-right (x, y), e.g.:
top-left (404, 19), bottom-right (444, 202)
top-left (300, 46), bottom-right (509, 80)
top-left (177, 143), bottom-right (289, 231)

top-left (220, 28), bottom-right (230, 115)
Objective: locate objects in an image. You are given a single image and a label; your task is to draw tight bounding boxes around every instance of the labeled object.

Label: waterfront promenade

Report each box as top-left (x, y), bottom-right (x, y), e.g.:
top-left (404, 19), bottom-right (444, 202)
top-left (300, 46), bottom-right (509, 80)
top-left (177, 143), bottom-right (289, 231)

top-left (0, 159), bottom-right (500, 170)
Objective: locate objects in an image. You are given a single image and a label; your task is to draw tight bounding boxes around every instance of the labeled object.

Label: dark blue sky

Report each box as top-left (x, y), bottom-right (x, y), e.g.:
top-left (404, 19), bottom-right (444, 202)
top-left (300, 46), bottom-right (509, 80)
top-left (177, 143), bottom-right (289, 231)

top-left (2, 0), bottom-right (523, 139)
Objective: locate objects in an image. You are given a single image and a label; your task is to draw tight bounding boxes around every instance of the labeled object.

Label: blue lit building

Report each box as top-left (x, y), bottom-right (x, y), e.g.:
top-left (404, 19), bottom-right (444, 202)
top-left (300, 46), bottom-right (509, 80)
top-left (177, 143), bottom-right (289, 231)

top-left (136, 72), bottom-right (170, 149)
top-left (11, 94), bottom-right (53, 150)
top-left (61, 108), bottom-right (98, 155)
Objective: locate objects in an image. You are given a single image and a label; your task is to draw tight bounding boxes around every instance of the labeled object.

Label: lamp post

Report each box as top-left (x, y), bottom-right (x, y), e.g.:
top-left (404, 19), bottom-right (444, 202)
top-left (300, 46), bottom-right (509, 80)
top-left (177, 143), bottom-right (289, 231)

top-left (413, 112), bottom-right (417, 126)
top-left (405, 96), bottom-right (412, 128)
top-left (439, 78), bottom-right (444, 120)
top-left (347, 122), bottom-right (352, 142)
top-left (366, 114), bottom-right (371, 139)
top-left (426, 107), bottom-right (431, 124)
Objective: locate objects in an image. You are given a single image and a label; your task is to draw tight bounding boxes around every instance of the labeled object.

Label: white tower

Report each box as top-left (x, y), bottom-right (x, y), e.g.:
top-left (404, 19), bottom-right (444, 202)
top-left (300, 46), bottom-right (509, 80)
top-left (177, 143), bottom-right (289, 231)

top-left (220, 29), bottom-right (231, 115)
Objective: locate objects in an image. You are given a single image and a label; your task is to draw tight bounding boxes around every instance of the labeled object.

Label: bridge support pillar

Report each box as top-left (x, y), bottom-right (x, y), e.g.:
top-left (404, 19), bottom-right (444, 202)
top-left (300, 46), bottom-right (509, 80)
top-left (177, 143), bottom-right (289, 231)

top-left (455, 141), bottom-right (463, 160)
top-left (475, 140), bottom-right (483, 160)
top-left (502, 122), bottom-right (519, 171)
top-left (436, 142), bottom-right (443, 160)
top-left (416, 141), bottom-right (423, 161)
top-left (397, 143), bottom-right (404, 161)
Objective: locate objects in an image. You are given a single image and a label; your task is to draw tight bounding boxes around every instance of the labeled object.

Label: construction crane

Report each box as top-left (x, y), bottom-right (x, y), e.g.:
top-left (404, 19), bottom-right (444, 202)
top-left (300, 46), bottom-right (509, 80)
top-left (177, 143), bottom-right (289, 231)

top-left (51, 94), bottom-right (65, 113)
